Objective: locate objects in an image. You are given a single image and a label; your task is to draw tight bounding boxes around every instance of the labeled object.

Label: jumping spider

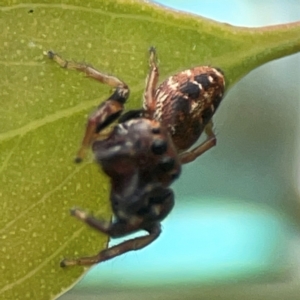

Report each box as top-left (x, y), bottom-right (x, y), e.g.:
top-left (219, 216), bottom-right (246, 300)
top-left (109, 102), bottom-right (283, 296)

top-left (47, 47), bottom-right (225, 267)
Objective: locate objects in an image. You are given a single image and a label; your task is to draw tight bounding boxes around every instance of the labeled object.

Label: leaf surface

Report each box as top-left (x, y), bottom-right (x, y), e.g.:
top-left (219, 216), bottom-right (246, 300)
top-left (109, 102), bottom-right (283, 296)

top-left (1, 1), bottom-right (300, 299)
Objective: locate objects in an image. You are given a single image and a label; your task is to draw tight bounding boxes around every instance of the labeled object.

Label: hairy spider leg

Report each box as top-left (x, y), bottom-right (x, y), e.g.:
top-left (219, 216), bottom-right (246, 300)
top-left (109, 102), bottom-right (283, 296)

top-left (47, 51), bottom-right (129, 162)
top-left (60, 188), bottom-right (174, 266)
top-left (61, 224), bottom-right (160, 266)
top-left (179, 120), bottom-right (217, 164)
top-left (143, 47), bottom-right (159, 115)
top-left (60, 208), bottom-right (161, 267)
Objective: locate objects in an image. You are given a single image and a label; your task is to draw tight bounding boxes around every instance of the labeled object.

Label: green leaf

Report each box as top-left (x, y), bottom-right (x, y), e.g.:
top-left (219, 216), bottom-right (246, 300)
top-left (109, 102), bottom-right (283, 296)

top-left (1, 1), bottom-right (299, 299)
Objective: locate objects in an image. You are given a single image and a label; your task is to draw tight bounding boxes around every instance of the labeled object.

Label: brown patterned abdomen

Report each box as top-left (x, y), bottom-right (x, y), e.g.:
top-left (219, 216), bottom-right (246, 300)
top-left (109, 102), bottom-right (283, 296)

top-left (153, 66), bottom-right (225, 152)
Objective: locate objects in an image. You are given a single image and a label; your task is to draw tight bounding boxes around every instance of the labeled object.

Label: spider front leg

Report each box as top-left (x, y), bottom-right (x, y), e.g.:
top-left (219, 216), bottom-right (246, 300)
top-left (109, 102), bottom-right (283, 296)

top-left (46, 51), bottom-right (129, 162)
top-left (179, 120), bottom-right (217, 164)
top-left (61, 188), bottom-right (174, 267)
top-left (60, 208), bottom-right (161, 267)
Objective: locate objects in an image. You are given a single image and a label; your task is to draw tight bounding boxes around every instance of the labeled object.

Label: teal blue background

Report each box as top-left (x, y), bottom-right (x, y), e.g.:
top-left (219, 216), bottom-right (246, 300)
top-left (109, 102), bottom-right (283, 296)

top-left (60, 1), bottom-right (300, 299)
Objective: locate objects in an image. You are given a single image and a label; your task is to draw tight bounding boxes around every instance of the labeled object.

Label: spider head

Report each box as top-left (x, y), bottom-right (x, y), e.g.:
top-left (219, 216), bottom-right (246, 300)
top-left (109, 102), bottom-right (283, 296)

top-left (92, 118), bottom-right (181, 219)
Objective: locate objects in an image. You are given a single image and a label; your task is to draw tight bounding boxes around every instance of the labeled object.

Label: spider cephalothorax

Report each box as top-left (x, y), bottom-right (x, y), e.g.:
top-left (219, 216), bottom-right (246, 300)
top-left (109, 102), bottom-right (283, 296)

top-left (47, 47), bottom-right (225, 267)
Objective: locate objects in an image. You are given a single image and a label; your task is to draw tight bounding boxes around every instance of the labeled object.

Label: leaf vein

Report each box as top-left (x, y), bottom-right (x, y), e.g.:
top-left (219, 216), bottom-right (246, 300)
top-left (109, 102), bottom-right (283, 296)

top-left (0, 3), bottom-right (203, 32)
top-left (0, 225), bottom-right (86, 294)
top-left (0, 163), bottom-right (86, 234)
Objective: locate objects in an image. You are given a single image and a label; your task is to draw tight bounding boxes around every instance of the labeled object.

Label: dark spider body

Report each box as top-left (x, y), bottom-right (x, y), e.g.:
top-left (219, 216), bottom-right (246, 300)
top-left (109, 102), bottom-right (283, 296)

top-left (47, 48), bottom-right (225, 267)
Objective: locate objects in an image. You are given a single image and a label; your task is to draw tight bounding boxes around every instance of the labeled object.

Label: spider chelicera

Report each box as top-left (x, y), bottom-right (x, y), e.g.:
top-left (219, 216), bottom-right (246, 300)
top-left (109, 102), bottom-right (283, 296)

top-left (46, 47), bottom-right (225, 267)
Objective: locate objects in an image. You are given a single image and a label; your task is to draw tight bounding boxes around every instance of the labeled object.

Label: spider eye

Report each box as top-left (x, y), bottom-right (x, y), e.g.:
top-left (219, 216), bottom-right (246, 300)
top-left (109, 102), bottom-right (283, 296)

top-left (171, 171), bottom-right (180, 181)
top-left (158, 156), bottom-right (175, 171)
top-left (151, 139), bottom-right (167, 155)
top-left (151, 127), bottom-right (161, 134)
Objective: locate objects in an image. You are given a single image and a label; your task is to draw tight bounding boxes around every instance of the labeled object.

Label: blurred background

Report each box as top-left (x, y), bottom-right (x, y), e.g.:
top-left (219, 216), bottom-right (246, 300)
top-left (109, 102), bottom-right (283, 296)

top-left (60, 0), bottom-right (300, 299)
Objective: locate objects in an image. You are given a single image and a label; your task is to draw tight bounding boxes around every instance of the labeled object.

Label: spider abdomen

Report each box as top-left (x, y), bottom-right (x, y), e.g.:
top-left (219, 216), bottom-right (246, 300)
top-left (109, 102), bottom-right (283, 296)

top-left (153, 66), bottom-right (225, 151)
